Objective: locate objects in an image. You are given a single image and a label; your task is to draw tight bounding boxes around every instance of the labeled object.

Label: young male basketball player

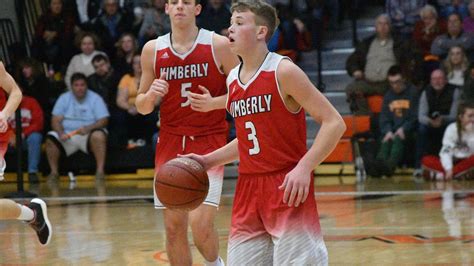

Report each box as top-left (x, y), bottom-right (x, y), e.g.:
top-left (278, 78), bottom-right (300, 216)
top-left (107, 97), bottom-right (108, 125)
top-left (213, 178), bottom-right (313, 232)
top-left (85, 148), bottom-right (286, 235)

top-left (135, 0), bottom-right (239, 264)
top-left (183, 1), bottom-right (346, 264)
top-left (0, 61), bottom-right (52, 246)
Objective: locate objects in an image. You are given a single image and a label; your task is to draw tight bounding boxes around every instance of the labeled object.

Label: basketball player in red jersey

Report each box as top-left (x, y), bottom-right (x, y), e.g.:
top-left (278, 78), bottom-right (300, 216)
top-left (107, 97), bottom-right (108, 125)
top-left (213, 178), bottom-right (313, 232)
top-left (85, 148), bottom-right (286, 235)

top-left (183, 1), bottom-right (346, 264)
top-left (135, 0), bottom-right (239, 265)
top-left (0, 61), bottom-right (52, 246)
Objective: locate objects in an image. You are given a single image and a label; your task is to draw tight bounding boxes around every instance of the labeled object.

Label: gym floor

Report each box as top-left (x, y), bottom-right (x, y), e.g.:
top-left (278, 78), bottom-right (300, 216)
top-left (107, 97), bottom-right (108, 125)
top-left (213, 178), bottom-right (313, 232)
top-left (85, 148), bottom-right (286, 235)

top-left (1, 167), bottom-right (474, 265)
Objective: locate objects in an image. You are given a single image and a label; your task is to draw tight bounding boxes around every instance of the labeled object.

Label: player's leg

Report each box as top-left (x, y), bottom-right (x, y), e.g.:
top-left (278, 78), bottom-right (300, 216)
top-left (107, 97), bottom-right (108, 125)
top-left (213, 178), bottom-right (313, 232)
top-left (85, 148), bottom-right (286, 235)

top-left (227, 175), bottom-right (273, 265)
top-left (261, 172), bottom-right (328, 265)
top-left (189, 205), bottom-right (221, 265)
top-left (186, 135), bottom-right (226, 265)
top-left (163, 209), bottom-right (191, 265)
top-left (154, 132), bottom-right (192, 264)
top-left (0, 198), bottom-right (52, 246)
top-left (0, 199), bottom-right (23, 219)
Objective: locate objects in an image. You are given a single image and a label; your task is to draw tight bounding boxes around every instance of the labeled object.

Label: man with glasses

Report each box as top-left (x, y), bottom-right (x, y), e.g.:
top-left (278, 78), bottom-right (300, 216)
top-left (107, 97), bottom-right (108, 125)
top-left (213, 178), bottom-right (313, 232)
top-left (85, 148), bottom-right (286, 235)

top-left (374, 65), bottom-right (419, 177)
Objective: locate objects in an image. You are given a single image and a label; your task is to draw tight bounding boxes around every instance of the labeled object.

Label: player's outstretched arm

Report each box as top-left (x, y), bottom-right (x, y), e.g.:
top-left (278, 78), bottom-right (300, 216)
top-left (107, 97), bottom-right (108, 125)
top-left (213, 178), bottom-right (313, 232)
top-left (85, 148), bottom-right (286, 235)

top-left (0, 62), bottom-right (22, 132)
top-left (136, 40), bottom-right (168, 115)
top-left (180, 138), bottom-right (239, 170)
top-left (277, 59), bottom-right (346, 207)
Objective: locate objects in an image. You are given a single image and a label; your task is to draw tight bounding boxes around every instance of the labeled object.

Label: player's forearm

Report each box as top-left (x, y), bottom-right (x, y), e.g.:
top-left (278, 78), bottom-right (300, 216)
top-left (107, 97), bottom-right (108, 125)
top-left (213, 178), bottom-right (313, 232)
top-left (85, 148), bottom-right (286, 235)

top-left (2, 86), bottom-right (22, 117)
top-left (204, 138), bottom-right (239, 168)
top-left (211, 95), bottom-right (227, 110)
top-left (299, 118), bottom-right (346, 171)
top-left (135, 93), bottom-right (159, 115)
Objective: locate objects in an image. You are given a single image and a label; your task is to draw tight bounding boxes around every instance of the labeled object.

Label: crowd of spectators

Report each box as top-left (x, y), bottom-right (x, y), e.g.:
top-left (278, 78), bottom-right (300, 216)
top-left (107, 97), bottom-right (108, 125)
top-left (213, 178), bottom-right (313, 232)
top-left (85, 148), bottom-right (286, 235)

top-left (346, 0), bottom-right (474, 180)
top-left (5, 0), bottom-right (472, 182)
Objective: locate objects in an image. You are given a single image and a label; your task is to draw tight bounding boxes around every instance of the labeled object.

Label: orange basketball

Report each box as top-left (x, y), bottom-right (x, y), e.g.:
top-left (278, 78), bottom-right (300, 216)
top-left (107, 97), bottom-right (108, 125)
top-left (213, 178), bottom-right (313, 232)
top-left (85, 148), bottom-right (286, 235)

top-left (155, 157), bottom-right (209, 211)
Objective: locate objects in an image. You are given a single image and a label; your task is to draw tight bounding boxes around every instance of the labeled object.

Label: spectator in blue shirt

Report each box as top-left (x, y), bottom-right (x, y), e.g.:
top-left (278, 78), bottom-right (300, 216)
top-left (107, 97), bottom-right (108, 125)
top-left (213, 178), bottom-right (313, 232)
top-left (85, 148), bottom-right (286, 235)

top-left (45, 73), bottom-right (110, 179)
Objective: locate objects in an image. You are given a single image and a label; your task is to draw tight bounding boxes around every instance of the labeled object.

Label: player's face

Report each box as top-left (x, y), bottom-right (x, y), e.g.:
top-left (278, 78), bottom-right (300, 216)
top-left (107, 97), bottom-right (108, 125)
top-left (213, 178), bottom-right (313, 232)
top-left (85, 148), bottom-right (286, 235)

top-left (228, 11), bottom-right (262, 54)
top-left (71, 79), bottom-right (87, 100)
top-left (165, 0), bottom-right (201, 24)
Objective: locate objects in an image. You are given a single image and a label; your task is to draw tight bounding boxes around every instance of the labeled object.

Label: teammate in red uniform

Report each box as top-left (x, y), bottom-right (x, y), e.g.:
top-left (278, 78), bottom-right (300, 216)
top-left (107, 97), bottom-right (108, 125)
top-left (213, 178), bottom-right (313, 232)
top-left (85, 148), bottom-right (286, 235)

top-left (135, 0), bottom-right (239, 264)
top-left (0, 61), bottom-right (52, 246)
top-left (184, 1), bottom-right (346, 264)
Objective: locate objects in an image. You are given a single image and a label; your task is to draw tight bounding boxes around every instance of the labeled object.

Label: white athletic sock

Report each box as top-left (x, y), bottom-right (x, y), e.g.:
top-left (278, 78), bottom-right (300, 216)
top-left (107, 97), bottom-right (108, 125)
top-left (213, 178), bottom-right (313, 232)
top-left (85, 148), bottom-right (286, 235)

top-left (16, 204), bottom-right (35, 221)
top-left (205, 256), bottom-right (225, 266)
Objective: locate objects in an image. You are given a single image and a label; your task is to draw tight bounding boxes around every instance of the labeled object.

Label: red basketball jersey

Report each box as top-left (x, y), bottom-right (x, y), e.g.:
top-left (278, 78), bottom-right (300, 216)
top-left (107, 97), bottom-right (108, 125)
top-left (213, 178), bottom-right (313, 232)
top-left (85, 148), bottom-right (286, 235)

top-left (0, 88), bottom-right (10, 143)
top-left (154, 29), bottom-right (227, 136)
top-left (226, 53), bottom-right (307, 176)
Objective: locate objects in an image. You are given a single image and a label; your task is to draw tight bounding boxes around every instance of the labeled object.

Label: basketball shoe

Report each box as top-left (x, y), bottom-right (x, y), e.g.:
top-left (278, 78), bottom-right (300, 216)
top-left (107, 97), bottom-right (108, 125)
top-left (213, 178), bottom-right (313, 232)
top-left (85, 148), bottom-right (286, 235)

top-left (27, 198), bottom-right (52, 246)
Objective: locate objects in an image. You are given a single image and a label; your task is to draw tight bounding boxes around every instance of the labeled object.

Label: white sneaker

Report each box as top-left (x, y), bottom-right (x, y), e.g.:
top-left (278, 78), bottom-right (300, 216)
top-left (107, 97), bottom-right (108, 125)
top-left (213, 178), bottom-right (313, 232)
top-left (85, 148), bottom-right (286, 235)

top-left (0, 158), bottom-right (5, 181)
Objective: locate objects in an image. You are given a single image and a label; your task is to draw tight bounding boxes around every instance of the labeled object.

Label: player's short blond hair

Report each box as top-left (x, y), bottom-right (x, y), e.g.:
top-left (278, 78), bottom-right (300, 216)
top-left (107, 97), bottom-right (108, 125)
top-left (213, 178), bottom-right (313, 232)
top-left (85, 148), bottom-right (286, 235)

top-left (231, 0), bottom-right (279, 42)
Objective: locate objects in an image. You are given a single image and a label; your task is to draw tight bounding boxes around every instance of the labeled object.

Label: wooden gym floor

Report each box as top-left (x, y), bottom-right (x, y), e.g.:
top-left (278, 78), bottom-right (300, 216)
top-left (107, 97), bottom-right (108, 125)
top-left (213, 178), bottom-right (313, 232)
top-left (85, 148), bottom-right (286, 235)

top-left (1, 167), bottom-right (474, 265)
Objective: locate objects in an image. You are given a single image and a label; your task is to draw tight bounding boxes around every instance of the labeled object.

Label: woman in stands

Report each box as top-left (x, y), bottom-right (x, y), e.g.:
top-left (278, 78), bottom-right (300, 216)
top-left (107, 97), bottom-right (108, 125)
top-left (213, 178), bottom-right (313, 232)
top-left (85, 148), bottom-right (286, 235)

top-left (422, 101), bottom-right (474, 180)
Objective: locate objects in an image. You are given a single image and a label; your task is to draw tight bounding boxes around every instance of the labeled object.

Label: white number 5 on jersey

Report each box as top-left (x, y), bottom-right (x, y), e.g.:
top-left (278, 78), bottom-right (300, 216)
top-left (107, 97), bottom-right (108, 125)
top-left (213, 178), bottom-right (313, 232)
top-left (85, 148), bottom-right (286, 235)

top-left (245, 121), bottom-right (260, 155)
top-left (181, 82), bottom-right (192, 107)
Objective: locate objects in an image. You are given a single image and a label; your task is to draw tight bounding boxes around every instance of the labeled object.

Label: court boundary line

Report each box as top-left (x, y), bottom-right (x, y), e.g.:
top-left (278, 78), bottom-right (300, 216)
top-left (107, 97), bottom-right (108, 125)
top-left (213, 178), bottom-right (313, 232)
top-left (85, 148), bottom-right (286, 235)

top-left (5, 190), bottom-right (474, 202)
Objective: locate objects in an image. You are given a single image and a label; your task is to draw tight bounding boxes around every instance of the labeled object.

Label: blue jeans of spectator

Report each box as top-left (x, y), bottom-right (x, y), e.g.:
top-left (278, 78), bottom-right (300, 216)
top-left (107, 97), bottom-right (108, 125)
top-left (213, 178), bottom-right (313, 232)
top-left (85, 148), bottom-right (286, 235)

top-left (26, 132), bottom-right (42, 173)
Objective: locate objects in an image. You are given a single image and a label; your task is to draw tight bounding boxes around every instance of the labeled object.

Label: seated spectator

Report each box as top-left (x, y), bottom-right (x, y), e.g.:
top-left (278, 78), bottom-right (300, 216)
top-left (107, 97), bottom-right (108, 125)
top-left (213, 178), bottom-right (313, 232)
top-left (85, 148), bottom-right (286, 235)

top-left (386, 0), bottom-right (426, 38)
top-left (431, 13), bottom-right (474, 59)
top-left (116, 53), bottom-right (156, 147)
top-left (442, 45), bottom-right (469, 86)
top-left (88, 54), bottom-right (121, 106)
top-left (7, 95), bottom-right (44, 183)
top-left (462, 0), bottom-right (474, 32)
top-left (413, 5), bottom-right (447, 56)
top-left (198, 0), bottom-right (231, 36)
top-left (462, 62), bottom-right (474, 100)
top-left (31, 0), bottom-right (76, 72)
top-left (422, 101), bottom-right (474, 180)
top-left (45, 73), bottom-right (109, 179)
top-left (414, 69), bottom-right (462, 176)
top-left (346, 14), bottom-right (422, 114)
top-left (92, 0), bottom-right (133, 58)
top-left (16, 59), bottom-right (52, 127)
top-left (370, 66), bottom-right (419, 177)
top-left (113, 33), bottom-right (139, 77)
top-left (65, 32), bottom-right (106, 89)
top-left (138, 0), bottom-right (170, 46)
top-left (87, 54), bottom-right (122, 146)
top-left (441, 0), bottom-right (469, 19)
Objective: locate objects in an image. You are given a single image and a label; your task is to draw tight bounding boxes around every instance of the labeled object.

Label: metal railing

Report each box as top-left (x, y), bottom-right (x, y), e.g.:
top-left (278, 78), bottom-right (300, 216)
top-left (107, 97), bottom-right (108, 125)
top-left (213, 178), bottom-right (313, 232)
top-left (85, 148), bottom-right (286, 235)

top-left (0, 19), bottom-right (18, 66)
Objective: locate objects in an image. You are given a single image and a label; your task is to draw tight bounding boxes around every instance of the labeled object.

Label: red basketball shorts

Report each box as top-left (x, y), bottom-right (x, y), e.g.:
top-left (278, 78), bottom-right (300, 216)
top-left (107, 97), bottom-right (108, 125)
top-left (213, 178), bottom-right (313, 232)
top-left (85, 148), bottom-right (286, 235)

top-left (227, 169), bottom-right (328, 265)
top-left (0, 130), bottom-right (13, 158)
top-left (154, 131), bottom-right (227, 208)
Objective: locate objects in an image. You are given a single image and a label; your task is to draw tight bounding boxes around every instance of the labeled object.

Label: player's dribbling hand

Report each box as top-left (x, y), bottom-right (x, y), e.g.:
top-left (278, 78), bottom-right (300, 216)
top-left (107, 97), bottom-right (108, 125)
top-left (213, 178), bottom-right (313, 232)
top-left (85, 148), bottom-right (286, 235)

top-left (0, 112), bottom-right (8, 133)
top-left (148, 72), bottom-right (169, 99)
top-left (178, 153), bottom-right (209, 170)
top-left (189, 85), bottom-right (214, 112)
top-left (278, 166), bottom-right (311, 207)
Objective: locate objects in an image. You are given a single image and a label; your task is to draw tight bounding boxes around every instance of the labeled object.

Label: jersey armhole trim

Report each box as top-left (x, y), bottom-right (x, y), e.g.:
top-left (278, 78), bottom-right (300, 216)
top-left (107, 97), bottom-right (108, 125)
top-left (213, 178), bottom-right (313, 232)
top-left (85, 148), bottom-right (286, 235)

top-left (211, 32), bottom-right (225, 75)
top-left (275, 57), bottom-right (303, 115)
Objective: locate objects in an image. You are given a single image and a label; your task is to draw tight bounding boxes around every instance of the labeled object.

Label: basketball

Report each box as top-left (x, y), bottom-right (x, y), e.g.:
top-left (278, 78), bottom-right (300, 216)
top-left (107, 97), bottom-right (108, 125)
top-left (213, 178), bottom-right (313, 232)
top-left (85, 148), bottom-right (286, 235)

top-left (155, 157), bottom-right (209, 211)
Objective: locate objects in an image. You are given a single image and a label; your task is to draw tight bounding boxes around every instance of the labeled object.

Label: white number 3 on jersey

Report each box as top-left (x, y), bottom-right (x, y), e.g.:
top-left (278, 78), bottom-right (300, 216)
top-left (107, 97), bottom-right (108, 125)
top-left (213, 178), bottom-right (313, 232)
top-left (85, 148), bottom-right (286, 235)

top-left (245, 121), bottom-right (260, 155)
